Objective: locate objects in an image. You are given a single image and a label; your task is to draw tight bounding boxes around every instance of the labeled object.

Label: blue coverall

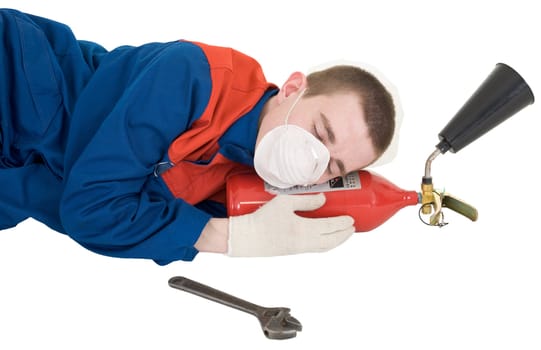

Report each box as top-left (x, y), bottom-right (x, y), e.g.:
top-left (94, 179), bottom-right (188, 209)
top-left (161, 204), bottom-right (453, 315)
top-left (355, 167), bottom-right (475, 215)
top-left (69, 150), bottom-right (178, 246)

top-left (0, 9), bottom-right (276, 264)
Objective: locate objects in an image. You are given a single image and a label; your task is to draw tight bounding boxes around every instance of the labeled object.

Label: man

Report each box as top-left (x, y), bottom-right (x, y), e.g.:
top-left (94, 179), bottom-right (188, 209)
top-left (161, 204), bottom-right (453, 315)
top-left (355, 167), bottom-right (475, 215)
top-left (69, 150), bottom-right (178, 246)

top-left (0, 9), bottom-right (395, 264)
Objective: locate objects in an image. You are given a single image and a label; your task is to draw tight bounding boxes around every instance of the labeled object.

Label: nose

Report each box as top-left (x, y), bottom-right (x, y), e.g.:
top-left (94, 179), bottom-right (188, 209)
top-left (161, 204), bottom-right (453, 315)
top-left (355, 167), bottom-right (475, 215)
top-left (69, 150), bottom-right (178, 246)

top-left (314, 172), bottom-right (333, 185)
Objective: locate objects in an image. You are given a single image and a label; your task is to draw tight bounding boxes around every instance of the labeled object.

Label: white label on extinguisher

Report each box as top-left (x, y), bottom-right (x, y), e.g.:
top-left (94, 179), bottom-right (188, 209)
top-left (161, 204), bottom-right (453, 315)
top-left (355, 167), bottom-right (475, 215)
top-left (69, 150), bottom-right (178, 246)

top-left (264, 172), bottom-right (362, 195)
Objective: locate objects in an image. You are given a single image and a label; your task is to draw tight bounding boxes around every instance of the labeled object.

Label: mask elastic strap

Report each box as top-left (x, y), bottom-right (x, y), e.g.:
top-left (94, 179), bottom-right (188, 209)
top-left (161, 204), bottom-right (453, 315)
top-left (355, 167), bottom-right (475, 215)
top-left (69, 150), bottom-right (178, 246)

top-left (284, 89), bottom-right (307, 126)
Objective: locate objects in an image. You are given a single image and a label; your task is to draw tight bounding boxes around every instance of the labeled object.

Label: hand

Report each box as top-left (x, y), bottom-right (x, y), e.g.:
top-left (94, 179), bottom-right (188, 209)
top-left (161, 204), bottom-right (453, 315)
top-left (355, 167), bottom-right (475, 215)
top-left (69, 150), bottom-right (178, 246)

top-left (227, 193), bottom-right (355, 257)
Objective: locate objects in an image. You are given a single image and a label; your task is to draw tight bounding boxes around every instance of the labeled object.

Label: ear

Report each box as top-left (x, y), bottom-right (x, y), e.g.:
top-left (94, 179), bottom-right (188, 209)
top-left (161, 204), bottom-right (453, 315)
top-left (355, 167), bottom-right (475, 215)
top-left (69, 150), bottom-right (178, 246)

top-left (276, 71), bottom-right (307, 104)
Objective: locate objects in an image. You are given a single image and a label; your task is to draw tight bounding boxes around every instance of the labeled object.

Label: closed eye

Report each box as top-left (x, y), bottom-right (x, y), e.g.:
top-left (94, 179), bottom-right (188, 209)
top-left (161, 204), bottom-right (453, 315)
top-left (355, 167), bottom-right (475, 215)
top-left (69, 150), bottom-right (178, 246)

top-left (312, 124), bottom-right (322, 141)
top-left (320, 112), bottom-right (336, 144)
top-left (312, 123), bottom-right (345, 176)
top-left (313, 124), bottom-right (333, 175)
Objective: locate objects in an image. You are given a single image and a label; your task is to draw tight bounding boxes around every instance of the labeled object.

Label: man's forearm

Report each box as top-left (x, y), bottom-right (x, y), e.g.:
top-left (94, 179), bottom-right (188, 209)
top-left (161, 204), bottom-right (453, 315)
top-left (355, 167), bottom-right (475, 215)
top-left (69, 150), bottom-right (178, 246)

top-left (195, 218), bottom-right (229, 253)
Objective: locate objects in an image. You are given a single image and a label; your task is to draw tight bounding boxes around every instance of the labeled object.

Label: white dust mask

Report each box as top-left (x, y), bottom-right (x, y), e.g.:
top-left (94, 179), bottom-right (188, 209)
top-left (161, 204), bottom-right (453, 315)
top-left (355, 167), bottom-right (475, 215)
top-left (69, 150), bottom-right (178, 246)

top-left (254, 90), bottom-right (330, 189)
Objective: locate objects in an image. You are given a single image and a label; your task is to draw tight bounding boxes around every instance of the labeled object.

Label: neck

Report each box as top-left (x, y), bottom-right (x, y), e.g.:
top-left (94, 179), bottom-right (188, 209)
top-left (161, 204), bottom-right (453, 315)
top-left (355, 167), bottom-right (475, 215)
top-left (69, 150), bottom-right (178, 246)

top-left (258, 94), bottom-right (279, 128)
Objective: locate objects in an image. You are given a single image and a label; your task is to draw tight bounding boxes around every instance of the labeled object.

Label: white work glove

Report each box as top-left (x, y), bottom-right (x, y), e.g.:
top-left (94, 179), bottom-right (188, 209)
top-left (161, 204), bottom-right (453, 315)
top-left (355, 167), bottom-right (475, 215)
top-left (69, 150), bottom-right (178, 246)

top-left (227, 193), bottom-right (355, 257)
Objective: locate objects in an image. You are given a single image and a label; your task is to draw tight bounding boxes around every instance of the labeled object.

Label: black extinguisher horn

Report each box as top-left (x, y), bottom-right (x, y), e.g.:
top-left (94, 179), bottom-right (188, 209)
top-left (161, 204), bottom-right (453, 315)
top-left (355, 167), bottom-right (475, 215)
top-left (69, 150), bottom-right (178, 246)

top-left (436, 63), bottom-right (535, 154)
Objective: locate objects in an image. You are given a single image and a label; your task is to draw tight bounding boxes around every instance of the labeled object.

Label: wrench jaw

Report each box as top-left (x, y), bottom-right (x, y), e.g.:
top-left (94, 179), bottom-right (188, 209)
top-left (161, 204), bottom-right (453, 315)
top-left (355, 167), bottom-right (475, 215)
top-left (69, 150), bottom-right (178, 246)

top-left (259, 308), bottom-right (303, 340)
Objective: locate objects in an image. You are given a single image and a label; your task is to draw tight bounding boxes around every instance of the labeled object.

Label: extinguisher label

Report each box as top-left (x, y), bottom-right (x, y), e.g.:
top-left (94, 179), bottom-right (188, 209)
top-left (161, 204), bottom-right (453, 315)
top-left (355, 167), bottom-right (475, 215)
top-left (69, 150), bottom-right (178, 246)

top-left (264, 172), bottom-right (362, 195)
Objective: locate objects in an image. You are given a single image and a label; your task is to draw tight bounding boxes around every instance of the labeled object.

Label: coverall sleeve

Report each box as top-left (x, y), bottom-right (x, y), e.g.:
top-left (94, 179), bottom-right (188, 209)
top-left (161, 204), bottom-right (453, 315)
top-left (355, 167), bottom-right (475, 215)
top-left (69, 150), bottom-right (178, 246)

top-left (60, 41), bottom-right (213, 265)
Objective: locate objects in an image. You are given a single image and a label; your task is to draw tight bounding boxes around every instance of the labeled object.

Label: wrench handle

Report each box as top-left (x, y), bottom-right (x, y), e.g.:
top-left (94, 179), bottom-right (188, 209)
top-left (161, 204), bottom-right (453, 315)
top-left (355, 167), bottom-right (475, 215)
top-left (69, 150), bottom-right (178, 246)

top-left (169, 276), bottom-right (261, 316)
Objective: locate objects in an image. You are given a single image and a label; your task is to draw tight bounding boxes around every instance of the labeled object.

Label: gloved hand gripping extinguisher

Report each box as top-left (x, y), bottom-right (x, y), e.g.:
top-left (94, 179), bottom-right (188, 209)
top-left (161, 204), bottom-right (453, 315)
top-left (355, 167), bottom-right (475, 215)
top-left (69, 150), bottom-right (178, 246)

top-left (227, 63), bottom-right (535, 231)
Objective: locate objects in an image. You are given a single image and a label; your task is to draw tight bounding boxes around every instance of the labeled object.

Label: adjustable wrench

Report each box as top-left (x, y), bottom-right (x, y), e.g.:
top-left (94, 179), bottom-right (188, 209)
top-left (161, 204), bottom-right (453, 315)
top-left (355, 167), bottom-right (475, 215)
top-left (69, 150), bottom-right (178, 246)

top-left (168, 276), bottom-right (302, 339)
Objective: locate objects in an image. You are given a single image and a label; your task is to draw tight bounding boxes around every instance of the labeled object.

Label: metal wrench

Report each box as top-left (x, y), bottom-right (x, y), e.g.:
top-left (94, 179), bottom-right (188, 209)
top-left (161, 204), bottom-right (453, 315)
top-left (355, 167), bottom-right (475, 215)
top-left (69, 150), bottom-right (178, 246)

top-left (168, 276), bottom-right (302, 339)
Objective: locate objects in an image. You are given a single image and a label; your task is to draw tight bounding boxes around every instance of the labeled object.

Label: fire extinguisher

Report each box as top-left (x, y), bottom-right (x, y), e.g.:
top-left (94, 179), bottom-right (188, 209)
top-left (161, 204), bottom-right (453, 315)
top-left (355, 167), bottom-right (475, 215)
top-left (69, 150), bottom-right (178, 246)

top-left (227, 63), bottom-right (534, 230)
top-left (227, 169), bottom-right (419, 232)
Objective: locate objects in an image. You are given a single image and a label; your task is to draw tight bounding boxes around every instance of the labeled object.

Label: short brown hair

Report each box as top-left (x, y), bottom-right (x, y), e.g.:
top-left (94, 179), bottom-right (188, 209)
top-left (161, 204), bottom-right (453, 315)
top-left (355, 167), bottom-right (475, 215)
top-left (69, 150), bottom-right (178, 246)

top-left (305, 65), bottom-right (395, 157)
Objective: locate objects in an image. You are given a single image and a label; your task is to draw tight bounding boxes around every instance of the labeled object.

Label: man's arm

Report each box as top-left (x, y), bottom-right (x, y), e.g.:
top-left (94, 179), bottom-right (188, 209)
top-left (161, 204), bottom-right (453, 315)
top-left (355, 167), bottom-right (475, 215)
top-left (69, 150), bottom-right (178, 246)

top-left (195, 218), bottom-right (229, 253)
top-left (60, 41), bottom-right (215, 264)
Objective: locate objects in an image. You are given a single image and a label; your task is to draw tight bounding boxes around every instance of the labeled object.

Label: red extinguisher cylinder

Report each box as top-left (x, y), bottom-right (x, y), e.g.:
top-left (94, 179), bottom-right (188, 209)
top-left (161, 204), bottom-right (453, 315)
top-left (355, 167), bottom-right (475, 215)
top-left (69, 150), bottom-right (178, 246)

top-left (226, 170), bottom-right (420, 232)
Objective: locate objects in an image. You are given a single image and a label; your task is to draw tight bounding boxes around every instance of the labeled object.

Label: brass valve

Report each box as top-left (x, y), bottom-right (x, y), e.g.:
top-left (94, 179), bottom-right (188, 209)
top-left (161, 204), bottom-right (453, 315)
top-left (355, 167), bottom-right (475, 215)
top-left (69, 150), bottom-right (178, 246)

top-left (421, 181), bottom-right (435, 215)
top-left (419, 149), bottom-right (478, 226)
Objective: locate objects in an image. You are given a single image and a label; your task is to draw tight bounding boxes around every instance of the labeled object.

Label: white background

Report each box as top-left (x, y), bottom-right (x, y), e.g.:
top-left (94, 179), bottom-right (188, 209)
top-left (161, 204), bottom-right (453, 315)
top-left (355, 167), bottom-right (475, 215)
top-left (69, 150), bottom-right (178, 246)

top-left (1, 1), bottom-right (539, 349)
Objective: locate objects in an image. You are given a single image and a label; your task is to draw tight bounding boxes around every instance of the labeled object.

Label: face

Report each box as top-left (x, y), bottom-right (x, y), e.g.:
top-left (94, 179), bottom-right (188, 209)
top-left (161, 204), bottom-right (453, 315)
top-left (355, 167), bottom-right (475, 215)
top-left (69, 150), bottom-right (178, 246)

top-left (257, 78), bottom-right (377, 185)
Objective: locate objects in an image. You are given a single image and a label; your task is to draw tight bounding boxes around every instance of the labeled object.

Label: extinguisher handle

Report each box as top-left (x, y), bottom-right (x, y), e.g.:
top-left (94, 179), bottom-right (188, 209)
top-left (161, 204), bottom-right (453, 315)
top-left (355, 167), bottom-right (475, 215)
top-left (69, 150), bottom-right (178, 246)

top-left (441, 193), bottom-right (478, 222)
top-left (422, 191), bottom-right (478, 227)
